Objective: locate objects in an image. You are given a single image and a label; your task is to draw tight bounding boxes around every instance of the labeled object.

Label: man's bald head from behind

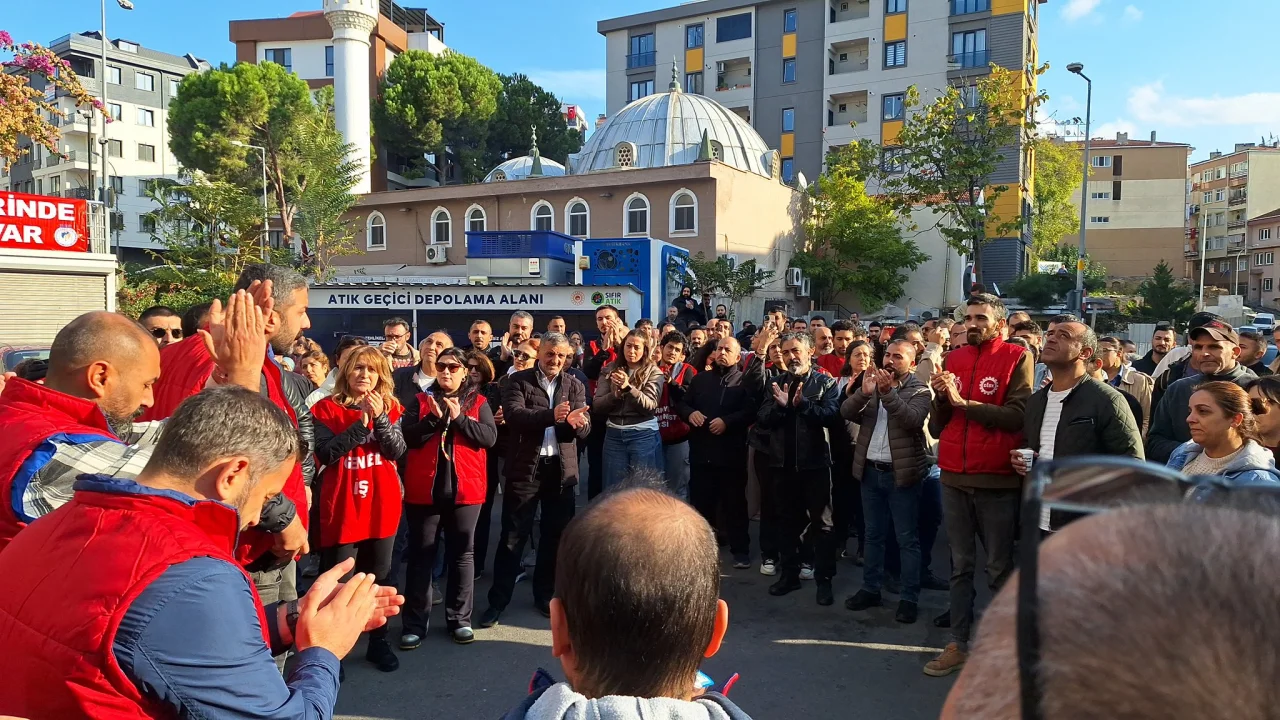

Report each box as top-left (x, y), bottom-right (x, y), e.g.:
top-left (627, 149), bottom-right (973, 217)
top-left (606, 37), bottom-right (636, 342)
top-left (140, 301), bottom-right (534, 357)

top-left (45, 311), bottom-right (161, 437)
top-left (551, 479), bottom-right (728, 701)
top-left (944, 503), bottom-right (1280, 720)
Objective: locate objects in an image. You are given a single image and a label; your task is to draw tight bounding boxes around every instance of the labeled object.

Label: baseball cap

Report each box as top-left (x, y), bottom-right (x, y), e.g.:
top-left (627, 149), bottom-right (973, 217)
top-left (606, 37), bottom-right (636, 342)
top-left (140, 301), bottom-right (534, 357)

top-left (1188, 314), bottom-right (1238, 345)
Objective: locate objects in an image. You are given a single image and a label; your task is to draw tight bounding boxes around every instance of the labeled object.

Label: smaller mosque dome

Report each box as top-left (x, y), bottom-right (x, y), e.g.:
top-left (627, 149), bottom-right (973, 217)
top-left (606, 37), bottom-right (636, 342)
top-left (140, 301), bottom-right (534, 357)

top-left (483, 155), bottom-right (566, 183)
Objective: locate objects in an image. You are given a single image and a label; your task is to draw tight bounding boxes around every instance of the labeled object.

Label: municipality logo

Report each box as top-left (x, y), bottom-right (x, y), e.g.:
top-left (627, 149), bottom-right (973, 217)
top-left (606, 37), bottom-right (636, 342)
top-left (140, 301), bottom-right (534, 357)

top-left (53, 227), bottom-right (79, 248)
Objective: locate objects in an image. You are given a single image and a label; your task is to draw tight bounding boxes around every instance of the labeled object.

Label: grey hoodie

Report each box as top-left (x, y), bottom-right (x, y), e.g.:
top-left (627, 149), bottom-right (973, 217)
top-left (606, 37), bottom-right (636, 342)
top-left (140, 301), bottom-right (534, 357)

top-left (521, 683), bottom-right (745, 720)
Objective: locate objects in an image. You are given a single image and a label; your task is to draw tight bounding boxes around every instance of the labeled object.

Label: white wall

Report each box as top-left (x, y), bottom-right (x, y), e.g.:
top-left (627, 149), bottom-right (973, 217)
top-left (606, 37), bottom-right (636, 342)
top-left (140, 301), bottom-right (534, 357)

top-left (255, 39), bottom-right (334, 81)
top-left (1070, 179), bottom-right (1186, 230)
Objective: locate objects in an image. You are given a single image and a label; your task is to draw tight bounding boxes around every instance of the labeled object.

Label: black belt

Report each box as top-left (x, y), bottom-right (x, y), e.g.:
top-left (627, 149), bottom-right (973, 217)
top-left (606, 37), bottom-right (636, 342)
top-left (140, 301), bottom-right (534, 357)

top-left (537, 455), bottom-right (562, 465)
top-left (866, 460), bottom-right (894, 473)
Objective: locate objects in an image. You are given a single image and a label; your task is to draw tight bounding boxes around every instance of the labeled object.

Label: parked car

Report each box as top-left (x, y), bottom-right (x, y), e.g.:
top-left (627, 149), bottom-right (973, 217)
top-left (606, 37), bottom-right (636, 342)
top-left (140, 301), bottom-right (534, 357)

top-left (1, 346), bottom-right (50, 373)
top-left (1253, 313), bottom-right (1275, 332)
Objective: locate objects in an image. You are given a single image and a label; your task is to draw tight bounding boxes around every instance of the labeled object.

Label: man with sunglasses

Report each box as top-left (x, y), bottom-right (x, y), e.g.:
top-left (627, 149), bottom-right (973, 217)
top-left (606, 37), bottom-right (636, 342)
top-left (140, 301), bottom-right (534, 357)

top-left (381, 317), bottom-right (420, 370)
top-left (139, 306), bottom-right (183, 347)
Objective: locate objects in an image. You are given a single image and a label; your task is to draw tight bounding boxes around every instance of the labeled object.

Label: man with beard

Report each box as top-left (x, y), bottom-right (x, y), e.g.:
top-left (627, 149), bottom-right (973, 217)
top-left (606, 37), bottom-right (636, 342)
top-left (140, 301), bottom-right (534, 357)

top-left (0, 294), bottom-right (271, 551)
top-left (490, 311), bottom-right (535, 376)
top-left (1132, 323), bottom-right (1176, 376)
top-left (688, 326), bottom-right (708, 352)
top-left (679, 336), bottom-right (758, 568)
top-left (671, 286), bottom-right (708, 331)
top-left (468, 320), bottom-right (494, 352)
top-left (924, 293), bottom-right (1033, 678)
top-left (138, 305), bottom-right (184, 347)
top-left (813, 325), bottom-right (843, 376)
top-left (688, 319), bottom-right (727, 372)
top-left (654, 331), bottom-right (696, 499)
top-left (584, 305), bottom-right (626, 499)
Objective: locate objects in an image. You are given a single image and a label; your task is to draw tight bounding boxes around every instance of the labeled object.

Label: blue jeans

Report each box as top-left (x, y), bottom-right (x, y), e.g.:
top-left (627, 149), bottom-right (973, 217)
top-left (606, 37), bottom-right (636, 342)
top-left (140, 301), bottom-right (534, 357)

top-left (861, 464), bottom-right (922, 603)
top-left (602, 426), bottom-right (663, 490)
top-left (886, 465), bottom-right (942, 577)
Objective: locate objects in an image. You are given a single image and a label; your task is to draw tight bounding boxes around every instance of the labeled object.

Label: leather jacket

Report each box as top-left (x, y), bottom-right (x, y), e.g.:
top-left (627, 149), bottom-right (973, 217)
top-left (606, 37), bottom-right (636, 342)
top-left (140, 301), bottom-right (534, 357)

top-left (277, 369), bottom-right (317, 487)
top-left (756, 366), bottom-right (841, 470)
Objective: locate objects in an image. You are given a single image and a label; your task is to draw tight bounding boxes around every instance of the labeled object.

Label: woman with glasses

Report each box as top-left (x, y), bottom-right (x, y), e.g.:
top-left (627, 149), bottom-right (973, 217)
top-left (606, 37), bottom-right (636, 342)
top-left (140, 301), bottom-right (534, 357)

top-left (307, 336), bottom-right (369, 407)
top-left (311, 345), bottom-right (407, 672)
top-left (508, 338), bottom-right (540, 376)
top-left (1247, 376), bottom-right (1280, 455)
top-left (595, 328), bottom-right (665, 488)
top-left (400, 347), bottom-right (497, 646)
top-left (1166, 381), bottom-right (1280, 484)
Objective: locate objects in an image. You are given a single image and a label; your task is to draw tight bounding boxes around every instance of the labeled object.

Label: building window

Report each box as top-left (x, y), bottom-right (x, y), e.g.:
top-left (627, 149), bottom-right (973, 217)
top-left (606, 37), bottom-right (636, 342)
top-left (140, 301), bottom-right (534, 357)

top-left (107, 103), bottom-right (122, 121)
top-left (137, 179), bottom-right (153, 197)
top-left (951, 30), bottom-right (987, 67)
top-left (717, 13), bottom-right (753, 42)
top-left (532, 202), bottom-right (554, 232)
top-left (138, 144), bottom-right (156, 162)
top-left (567, 200), bottom-right (589, 237)
top-left (325, 46), bottom-right (335, 77)
top-left (1090, 216), bottom-right (1110, 224)
top-left (1262, 228), bottom-right (1273, 241)
top-left (885, 41), bottom-right (907, 67)
top-left (887, 0), bottom-right (907, 12)
top-left (615, 142), bottom-right (636, 168)
top-left (671, 191), bottom-right (697, 234)
top-left (628, 34), bottom-right (656, 68)
top-left (1092, 155), bottom-right (1112, 168)
top-left (1255, 251), bottom-right (1274, 265)
top-left (629, 79), bottom-right (654, 101)
top-left (1090, 191), bottom-right (1111, 200)
top-left (107, 139), bottom-right (123, 158)
top-left (784, 9), bottom-right (797, 32)
top-left (135, 72), bottom-right (154, 92)
top-left (625, 194), bottom-right (650, 235)
top-left (1203, 191), bottom-right (1212, 203)
top-left (1266, 278), bottom-right (1274, 293)
top-left (169, 78), bottom-right (180, 96)
top-left (685, 72), bottom-right (703, 95)
top-left (882, 147), bottom-right (908, 173)
top-left (107, 66), bottom-right (121, 84)
top-left (467, 206), bottom-right (486, 232)
top-left (782, 107), bottom-right (795, 133)
top-left (432, 208), bottom-right (451, 244)
top-left (687, 23), bottom-right (704, 49)
top-left (1240, 257), bottom-right (1249, 271)
top-left (137, 108), bottom-right (154, 127)
top-left (782, 58), bottom-right (797, 83)
top-left (958, 85), bottom-right (981, 108)
top-left (781, 158), bottom-right (795, 183)
top-left (140, 214), bottom-right (156, 234)
top-left (109, 176), bottom-right (124, 196)
top-left (365, 212), bottom-right (386, 250)
top-left (1215, 188), bottom-right (1225, 202)
top-left (710, 140), bottom-right (724, 161)
top-left (264, 48), bottom-right (292, 73)
top-left (952, 0), bottom-right (990, 13)
top-left (117, 40), bottom-right (138, 53)
top-left (883, 93), bottom-right (904, 120)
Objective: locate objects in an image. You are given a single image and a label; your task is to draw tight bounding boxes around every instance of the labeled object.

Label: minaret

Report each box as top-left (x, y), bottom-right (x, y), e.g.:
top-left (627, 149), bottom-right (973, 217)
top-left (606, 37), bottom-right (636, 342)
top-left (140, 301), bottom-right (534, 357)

top-left (323, 0), bottom-right (378, 194)
top-left (529, 125), bottom-right (543, 177)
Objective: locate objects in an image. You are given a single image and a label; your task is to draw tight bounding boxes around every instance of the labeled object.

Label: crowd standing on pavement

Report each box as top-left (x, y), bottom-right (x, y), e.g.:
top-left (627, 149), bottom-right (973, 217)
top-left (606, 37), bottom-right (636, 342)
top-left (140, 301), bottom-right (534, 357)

top-left (3, 268), bottom-right (1280, 719)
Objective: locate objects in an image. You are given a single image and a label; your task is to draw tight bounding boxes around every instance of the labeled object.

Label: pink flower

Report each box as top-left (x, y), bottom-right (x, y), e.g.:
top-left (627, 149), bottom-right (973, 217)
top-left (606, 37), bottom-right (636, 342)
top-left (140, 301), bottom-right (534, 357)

top-left (0, 31), bottom-right (13, 47)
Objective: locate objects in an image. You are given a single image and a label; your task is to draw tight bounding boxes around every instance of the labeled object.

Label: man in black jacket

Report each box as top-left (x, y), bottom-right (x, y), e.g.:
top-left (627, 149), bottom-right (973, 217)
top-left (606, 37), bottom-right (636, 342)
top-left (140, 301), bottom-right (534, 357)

top-left (756, 331), bottom-right (842, 606)
top-left (678, 336), bottom-right (759, 569)
top-left (481, 332), bottom-right (591, 627)
top-left (489, 311), bottom-right (534, 377)
top-left (583, 306), bottom-right (626, 499)
top-left (1132, 323), bottom-right (1176, 376)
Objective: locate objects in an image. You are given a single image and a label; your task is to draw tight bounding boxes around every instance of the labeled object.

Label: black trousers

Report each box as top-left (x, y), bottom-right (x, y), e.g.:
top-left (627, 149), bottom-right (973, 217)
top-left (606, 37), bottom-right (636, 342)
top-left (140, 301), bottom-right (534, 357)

top-left (689, 460), bottom-right (749, 556)
top-left (831, 452), bottom-right (864, 555)
top-left (778, 467), bottom-right (838, 582)
top-left (320, 535), bottom-right (396, 639)
top-left (586, 416), bottom-right (606, 500)
top-left (754, 450), bottom-right (781, 562)
top-left (402, 502), bottom-right (482, 633)
top-left (487, 458), bottom-right (577, 610)
top-left (473, 453), bottom-right (503, 575)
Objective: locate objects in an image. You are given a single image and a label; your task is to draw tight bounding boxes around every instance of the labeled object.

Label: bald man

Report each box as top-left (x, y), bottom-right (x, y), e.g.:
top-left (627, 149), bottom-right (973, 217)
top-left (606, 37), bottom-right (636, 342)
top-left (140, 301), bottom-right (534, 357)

top-left (0, 295), bottom-right (266, 550)
top-left (943, 502), bottom-right (1280, 718)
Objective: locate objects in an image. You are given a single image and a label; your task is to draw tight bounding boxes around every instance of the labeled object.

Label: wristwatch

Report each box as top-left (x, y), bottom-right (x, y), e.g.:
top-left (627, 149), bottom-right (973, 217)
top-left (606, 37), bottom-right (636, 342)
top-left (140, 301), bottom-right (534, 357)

top-left (286, 599), bottom-right (300, 638)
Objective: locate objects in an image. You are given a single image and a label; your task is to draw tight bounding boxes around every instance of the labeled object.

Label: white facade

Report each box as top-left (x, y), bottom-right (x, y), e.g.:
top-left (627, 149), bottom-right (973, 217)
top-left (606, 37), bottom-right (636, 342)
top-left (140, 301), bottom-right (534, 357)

top-left (324, 0), bottom-right (379, 194)
top-left (1071, 179), bottom-right (1188, 231)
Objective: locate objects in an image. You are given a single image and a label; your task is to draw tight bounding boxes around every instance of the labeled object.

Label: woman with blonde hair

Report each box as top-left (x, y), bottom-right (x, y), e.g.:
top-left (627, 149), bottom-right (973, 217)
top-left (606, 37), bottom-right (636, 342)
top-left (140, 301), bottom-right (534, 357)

top-left (312, 345), bottom-right (408, 672)
top-left (1166, 380), bottom-right (1280, 485)
top-left (595, 327), bottom-right (664, 488)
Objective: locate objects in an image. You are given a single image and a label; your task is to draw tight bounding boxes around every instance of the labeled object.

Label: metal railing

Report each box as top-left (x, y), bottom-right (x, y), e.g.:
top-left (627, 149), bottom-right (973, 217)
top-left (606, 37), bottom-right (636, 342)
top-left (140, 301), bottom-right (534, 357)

top-left (948, 50), bottom-right (989, 68)
top-left (626, 51), bottom-right (656, 69)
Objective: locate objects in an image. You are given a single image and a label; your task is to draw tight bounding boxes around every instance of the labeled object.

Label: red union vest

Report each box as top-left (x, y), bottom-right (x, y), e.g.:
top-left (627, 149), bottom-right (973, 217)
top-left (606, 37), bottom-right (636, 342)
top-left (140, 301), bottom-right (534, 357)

top-left (311, 397), bottom-right (403, 547)
top-left (656, 362), bottom-right (696, 444)
top-left (142, 336), bottom-right (308, 564)
top-left (0, 378), bottom-right (120, 551)
top-left (402, 392), bottom-right (489, 506)
top-left (938, 336), bottom-right (1027, 476)
top-left (587, 340), bottom-right (618, 397)
top-left (0, 479), bottom-right (269, 719)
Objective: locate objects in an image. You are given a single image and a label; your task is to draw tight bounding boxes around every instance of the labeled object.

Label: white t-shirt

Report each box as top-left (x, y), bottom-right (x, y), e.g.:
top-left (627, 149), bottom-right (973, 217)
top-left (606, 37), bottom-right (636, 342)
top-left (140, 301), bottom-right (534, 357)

top-left (1038, 387), bottom-right (1072, 462)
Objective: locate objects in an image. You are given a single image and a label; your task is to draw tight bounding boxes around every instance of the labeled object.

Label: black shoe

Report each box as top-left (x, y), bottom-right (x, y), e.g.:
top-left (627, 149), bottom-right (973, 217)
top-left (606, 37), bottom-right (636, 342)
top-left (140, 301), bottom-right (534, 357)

top-left (844, 589), bottom-right (883, 611)
top-left (768, 576), bottom-right (802, 596)
top-left (933, 610), bottom-right (951, 628)
top-left (921, 572), bottom-right (950, 591)
top-left (816, 581), bottom-right (834, 606)
top-left (896, 600), bottom-right (918, 624)
top-left (365, 636), bottom-right (399, 672)
top-left (478, 606), bottom-right (503, 628)
top-left (535, 599), bottom-right (552, 618)
top-left (884, 576), bottom-right (902, 595)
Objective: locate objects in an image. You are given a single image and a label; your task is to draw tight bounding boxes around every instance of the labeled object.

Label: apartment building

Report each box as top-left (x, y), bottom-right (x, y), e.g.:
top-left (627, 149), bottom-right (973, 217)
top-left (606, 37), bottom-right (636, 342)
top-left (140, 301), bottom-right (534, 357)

top-left (1188, 143), bottom-right (1280, 298)
top-left (1, 32), bottom-right (208, 262)
top-left (1247, 208), bottom-right (1280, 308)
top-left (598, 0), bottom-right (1044, 287)
top-left (1060, 132), bottom-right (1192, 280)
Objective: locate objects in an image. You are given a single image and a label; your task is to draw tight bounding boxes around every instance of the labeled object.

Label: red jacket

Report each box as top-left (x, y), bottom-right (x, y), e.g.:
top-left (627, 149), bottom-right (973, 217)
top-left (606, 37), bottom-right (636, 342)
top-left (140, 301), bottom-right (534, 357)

top-left (0, 476), bottom-right (268, 719)
top-left (656, 362), bottom-right (696, 444)
top-left (142, 336), bottom-right (308, 564)
top-left (312, 398), bottom-right (404, 547)
top-left (937, 336), bottom-right (1026, 477)
top-left (816, 352), bottom-right (845, 377)
top-left (0, 378), bottom-right (119, 551)
top-left (403, 393), bottom-right (488, 505)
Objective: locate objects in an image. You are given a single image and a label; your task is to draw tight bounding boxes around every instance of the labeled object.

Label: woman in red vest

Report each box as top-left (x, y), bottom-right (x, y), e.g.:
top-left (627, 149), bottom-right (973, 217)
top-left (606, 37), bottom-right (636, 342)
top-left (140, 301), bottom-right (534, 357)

top-left (312, 345), bottom-right (407, 672)
top-left (400, 347), bottom-right (498, 646)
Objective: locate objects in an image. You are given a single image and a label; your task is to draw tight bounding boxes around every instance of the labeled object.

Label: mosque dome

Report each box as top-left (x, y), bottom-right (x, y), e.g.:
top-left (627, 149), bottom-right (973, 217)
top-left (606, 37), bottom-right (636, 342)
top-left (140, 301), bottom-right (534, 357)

top-left (482, 154), bottom-right (566, 183)
top-left (568, 68), bottom-right (778, 180)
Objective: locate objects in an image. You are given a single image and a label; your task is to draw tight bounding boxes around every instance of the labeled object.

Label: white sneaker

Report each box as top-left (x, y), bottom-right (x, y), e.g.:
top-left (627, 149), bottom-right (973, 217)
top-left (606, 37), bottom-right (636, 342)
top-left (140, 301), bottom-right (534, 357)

top-left (759, 559), bottom-right (777, 576)
top-left (799, 564), bottom-right (815, 581)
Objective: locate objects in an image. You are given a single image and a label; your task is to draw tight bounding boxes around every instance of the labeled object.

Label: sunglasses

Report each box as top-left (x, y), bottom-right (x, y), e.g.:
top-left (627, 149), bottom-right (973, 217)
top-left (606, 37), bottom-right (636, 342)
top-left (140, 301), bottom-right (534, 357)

top-left (512, 350), bottom-right (534, 362)
top-left (435, 362), bottom-right (464, 373)
top-left (151, 327), bottom-right (182, 340)
top-left (467, 364), bottom-right (481, 370)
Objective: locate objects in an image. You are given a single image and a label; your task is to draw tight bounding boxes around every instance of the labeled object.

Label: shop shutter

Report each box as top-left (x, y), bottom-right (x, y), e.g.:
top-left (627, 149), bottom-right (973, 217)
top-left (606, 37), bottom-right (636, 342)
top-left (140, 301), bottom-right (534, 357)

top-left (0, 271), bottom-right (108, 346)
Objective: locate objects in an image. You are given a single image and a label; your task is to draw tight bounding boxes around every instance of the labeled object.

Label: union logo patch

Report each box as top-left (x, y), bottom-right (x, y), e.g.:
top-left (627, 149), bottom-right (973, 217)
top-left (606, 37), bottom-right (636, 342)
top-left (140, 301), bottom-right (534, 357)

top-left (978, 376), bottom-right (1000, 396)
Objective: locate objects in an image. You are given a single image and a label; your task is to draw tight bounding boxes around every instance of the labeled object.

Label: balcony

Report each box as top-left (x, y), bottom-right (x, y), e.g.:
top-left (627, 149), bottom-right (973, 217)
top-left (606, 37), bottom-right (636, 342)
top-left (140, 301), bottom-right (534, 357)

top-left (951, 0), bottom-right (991, 14)
top-left (626, 52), bottom-right (656, 70)
top-left (66, 187), bottom-right (94, 200)
top-left (1229, 219), bottom-right (1247, 230)
top-left (1230, 174), bottom-right (1248, 188)
top-left (828, 90), bottom-right (869, 128)
top-left (948, 50), bottom-right (990, 69)
top-left (715, 58), bottom-right (752, 93)
top-left (829, 0), bottom-right (871, 24)
top-left (1231, 167), bottom-right (1249, 178)
top-left (1230, 192), bottom-right (1248, 206)
top-left (1185, 244), bottom-right (1199, 258)
top-left (829, 39), bottom-right (870, 77)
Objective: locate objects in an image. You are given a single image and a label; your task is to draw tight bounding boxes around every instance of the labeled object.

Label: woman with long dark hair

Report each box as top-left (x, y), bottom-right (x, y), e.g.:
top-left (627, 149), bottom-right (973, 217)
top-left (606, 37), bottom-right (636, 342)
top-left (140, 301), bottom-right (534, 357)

top-left (1247, 376), bottom-right (1280, 456)
top-left (1167, 381), bottom-right (1280, 484)
top-left (595, 328), bottom-right (664, 488)
top-left (312, 345), bottom-right (407, 671)
top-left (400, 347), bottom-right (498, 646)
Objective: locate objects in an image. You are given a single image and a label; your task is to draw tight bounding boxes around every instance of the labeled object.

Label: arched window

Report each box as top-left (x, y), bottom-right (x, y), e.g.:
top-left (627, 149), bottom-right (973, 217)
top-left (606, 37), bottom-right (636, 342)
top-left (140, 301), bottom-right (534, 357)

top-left (466, 205), bottom-right (486, 232)
top-left (670, 190), bottom-right (697, 235)
top-left (566, 199), bottom-right (590, 238)
top-left (625, 193), bottom-right (649, 236)
top-left (491, 169), bottom-right (507, 181)
top-left (431, 207), bottom-right (451, 245)
top-left (710, 140), bottom-right (724, 162)
top-left (532, 201), bottom-right (554, 232)
top-left (366, 211), bottom-right (386, 250)
top-left (615, 142), bottom-right (636, 168)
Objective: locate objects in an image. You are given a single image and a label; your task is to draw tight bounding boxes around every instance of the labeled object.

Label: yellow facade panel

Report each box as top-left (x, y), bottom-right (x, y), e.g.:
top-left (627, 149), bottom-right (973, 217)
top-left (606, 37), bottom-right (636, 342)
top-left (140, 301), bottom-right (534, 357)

top-left (985, 186), bottom-right (1024, 239)
top-left (883, 14), bottom-right (907, 42)
top-left (685, 47), bottom-right (704, 73)
top-left (782, 33), bottom-right (797, 58)
top-left (881, 121), bottom-right (903, 145)
top-left (780, 133), bottom-right (795, 157)
top-left (991, 0), bottom-right (1026, 15)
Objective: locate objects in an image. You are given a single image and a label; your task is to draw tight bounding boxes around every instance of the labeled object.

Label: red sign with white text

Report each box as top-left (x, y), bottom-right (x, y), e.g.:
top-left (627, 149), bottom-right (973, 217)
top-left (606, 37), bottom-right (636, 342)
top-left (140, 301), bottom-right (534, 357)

top-left (0, 191), bottom-right (90, 253)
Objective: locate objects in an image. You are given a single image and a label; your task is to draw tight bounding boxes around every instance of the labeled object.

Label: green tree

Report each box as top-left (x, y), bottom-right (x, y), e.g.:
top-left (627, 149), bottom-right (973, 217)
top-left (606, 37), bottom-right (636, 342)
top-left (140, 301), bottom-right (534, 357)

top-left (372, 49), bottom-right (502, 183)
top-left (874, 67), bottom-right (1048, 283)
top-left (1040, 244), bottom-right (1107, 293)
top-left (1006, 245), bottom-right (1107, 311)
top-left (292, 107), bottom-right (362, 280)
top-left (483, 73), bottom-right (584, 170)
top-left (668, 252), bottom-right (773, 322)
top-left (794, 144), bottom-right (927, 310)
top-left (1030, 136), bottom-right (1084, 259)
top-left (1134, 260), bottom-right (1196, 328)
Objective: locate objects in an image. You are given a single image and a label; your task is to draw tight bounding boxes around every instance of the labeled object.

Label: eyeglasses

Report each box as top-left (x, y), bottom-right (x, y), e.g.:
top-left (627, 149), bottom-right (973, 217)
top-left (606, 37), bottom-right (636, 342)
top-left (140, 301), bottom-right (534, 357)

top-left (435, 362), bottom-right (464, 373)
top-left (151, 327), bottom-right (182, 340)
top-left (512, 350), bottom-right (534, 362)
top-left (385, 332), bottom-right (409, 341)
top-left (1017, 456), bottom-right (1280, 720)
top-left (467, 364), bottom-right (480, 371)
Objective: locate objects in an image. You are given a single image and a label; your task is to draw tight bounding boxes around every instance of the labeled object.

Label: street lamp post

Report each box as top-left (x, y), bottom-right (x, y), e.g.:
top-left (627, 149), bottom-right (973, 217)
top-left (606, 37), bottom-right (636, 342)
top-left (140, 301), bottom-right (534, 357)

top-left (232, 140), bottom-right (269, 260)
top-left (1067, 62), bottom-right (1092, 316)
top-left (100, 0), bottom-right (134, 211)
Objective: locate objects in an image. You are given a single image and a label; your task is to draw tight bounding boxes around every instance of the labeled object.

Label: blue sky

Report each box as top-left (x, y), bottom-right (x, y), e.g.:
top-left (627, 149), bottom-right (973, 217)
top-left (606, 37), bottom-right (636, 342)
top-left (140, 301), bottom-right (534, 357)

top-left (6, 0), bottom-right (1276, 162)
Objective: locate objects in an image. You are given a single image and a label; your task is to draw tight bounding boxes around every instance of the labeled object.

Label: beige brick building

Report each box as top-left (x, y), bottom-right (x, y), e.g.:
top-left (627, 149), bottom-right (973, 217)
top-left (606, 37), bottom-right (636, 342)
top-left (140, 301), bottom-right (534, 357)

top-left (1247, 208), bottom-right (1280, 308)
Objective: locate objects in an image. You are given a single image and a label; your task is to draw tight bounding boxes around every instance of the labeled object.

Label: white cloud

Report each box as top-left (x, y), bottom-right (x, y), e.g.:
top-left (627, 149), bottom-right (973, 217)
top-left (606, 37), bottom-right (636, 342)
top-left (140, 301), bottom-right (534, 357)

top-left (1061, 0), bottom-right (1103, 21)
top-left (522, 68), bottom-right (606, 102)
top-left (1122, 4), bottom-right (1143, 21)
top-left (1126, 81), bottom-right (1280, 128)
top-left (1093, 118), bottom-right (1138, 140)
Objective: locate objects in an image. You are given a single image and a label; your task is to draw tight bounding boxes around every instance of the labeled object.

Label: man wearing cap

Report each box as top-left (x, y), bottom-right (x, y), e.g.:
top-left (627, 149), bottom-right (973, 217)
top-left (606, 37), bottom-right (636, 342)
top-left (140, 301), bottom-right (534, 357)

top-left (1146, 317), bottom-right (1257, 463)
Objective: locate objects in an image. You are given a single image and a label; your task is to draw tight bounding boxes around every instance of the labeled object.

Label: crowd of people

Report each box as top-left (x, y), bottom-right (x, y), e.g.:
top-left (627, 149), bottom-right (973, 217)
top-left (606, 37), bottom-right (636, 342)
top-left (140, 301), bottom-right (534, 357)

top-left (3, 266), bottom-right (1280, 719)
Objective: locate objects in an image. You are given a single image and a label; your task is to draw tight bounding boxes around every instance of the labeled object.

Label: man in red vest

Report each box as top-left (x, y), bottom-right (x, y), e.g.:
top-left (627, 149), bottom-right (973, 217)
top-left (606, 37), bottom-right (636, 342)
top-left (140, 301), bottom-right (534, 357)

top-left (0, 386), bottom-right (403, 719)
top-left (924, 292), bottom-right (1033, 679)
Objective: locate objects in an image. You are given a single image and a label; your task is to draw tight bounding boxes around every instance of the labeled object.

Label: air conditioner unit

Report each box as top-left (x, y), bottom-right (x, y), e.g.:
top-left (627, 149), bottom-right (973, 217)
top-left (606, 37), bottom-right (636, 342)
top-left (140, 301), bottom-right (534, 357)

top-left (425, 245), bottom-right (448, 264)
top-left (786, 267), bottom-right (803, 287)
top-left (799, 277), bottom-right (812, 297)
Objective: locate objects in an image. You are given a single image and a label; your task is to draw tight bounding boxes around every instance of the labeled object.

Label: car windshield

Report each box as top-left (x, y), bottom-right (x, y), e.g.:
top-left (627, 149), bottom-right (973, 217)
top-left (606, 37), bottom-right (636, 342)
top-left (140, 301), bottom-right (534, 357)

top-left (3, 349), bottom-right (50, 372)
